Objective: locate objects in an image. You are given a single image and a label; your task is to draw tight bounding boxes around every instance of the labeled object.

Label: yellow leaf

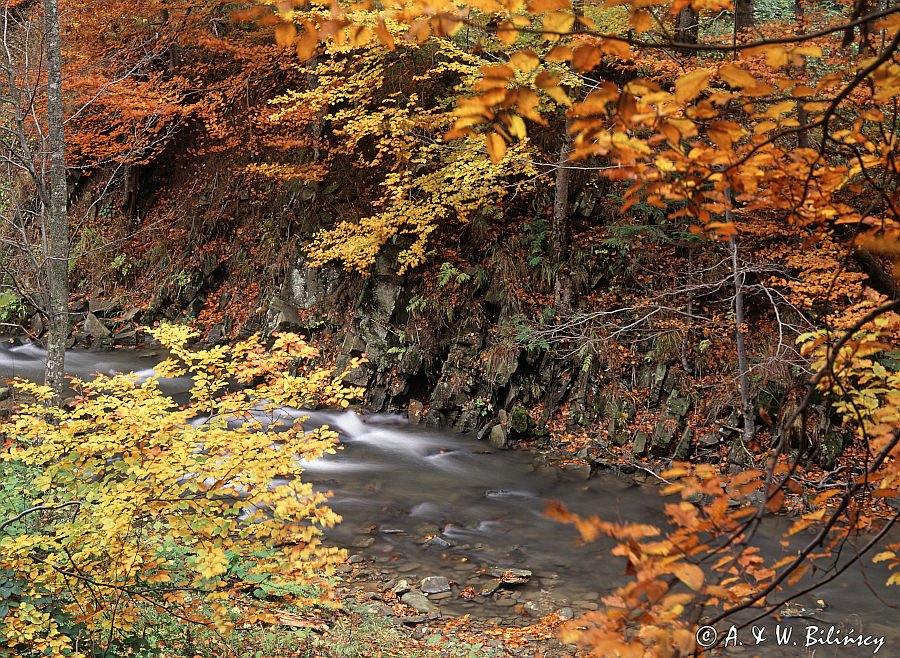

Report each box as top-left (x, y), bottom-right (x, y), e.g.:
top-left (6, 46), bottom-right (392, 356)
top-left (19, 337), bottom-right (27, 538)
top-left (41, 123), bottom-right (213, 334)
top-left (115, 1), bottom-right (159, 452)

top-left (629, 10), bottom-right (651, 33)
top-left (873, 551), bottom-right (896, 563)
top-left (765, 47), bottom-right (789, 68)
top-left (600, 38), bottom-right (632, 61)
top-left (791, 85), bottom-right (816, 98)
top-left (674, 69), bottom-right (712, 104)
top-left (505, 113), bottom-right (527, 140)
top-left (542, 11), bottom-right (574, 40)
top-left (545, 45), bottom-right (573, 62)
top-left (486, 133), bottom-right (507, 164)
top-left (527, 0), bottom-right (570, 11)
top-left (533, 73), bottom-right (571, 106)
top-left (707, 120), bottom-right (745, 149)
top-left (719, 63), bottom-right (757, 89)
top-left (497, 21), bottom-right (519, 45)
top-left (349, 25), bottom-right (372, 48)
top-left (572, 45), bottom-right (602, 72)
top-left (794, 45), bottom-right (823, 58)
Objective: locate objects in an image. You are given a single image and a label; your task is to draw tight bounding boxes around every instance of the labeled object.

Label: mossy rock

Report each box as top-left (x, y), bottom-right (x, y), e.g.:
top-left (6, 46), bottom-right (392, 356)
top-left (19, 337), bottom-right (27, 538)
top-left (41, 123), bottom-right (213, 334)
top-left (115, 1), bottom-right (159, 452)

top-left (509, 406), bottom-right (535, 436)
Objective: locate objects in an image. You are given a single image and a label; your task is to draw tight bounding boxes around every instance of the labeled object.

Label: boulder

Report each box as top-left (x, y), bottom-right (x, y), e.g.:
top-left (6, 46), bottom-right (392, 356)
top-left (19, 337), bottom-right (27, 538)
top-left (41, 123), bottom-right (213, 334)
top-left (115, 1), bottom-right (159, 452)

top-left (84, 312), bottom-right (110, 340)
top-left (400, 591), bottom-right (437, 613)
top-left (88, 298), bottom-right (118, 315)
top-left (673, 427), bottom-right (694, 460)
top-left (632, 431), bottom-right (649, 456)
top-left (509, 406), bottom-right (535, 436)
top-left (420, 577), bottom-right (451, 594)
top-left (489, 424), bottom-right (508, 450)
top-left (407, 400), bottom-right (424, 425)
top-left (651, 390), bottom-right (691, 456)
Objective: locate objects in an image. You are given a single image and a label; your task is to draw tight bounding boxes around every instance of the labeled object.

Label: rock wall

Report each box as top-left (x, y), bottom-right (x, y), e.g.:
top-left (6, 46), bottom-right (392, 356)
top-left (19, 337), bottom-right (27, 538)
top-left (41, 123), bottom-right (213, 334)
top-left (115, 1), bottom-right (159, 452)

top-left (262, 257), bottom-right (755, 464)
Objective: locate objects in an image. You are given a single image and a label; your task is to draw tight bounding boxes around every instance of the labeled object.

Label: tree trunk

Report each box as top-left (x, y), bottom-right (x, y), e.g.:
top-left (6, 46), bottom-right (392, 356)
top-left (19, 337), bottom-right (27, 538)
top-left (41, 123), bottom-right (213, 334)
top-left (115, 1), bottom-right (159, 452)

top-left (551, 129), bottom-right (572, 310)
top-left (734, 0), bottom-right (754, 37)
top-left (675, 7), bottom-right (699, 54)
top-left (43, 0), bottom-right (69, 400)
top-left (794, 0), bottom-right (810, 149)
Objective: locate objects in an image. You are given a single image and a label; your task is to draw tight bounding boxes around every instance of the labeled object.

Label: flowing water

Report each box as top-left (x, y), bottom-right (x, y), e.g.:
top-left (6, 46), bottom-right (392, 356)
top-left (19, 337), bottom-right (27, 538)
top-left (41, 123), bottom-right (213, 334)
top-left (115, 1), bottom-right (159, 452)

top-left (1, 342), bottom-right (897, 656)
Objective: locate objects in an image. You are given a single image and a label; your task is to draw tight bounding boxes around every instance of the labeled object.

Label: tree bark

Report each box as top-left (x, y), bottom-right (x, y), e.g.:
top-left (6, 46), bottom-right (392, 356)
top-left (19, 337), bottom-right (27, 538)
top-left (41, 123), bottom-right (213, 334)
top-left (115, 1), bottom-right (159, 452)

top-left (795, 0), bottom-right (810, 149)
top-left (551, 129), bottom-right (572, 310)
top-left (43, 0), bottom-right (69, 400)
top-left (675, 7), bottom-right (699, 54)
top-left (734, 0), bottom-right (754, 37)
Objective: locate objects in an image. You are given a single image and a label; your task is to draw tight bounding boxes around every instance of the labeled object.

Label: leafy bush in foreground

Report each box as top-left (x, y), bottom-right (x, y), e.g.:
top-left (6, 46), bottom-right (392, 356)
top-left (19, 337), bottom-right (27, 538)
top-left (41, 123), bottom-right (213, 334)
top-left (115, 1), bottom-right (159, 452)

top-left (0, 325), bottom-right (363, 657)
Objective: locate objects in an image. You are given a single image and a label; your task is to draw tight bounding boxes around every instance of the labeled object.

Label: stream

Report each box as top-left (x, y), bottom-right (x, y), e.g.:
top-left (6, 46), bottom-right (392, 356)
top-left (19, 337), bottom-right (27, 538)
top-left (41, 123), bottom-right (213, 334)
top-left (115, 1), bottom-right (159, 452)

top-left (1, 341), bottom-right (897, 656)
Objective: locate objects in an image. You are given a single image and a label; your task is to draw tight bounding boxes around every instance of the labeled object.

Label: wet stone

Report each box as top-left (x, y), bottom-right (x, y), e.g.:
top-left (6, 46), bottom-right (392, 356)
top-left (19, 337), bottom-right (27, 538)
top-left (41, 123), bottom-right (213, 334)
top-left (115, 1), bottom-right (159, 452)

top-left (397, 615), bottom-right (429, 626)
top-left (348, 554), bottom-right (365, 564)
top-left (523, 601), bottom-right (542, 617)
top-left (558, 607), bottom-right (575, 620)
top-left (351, 536), bottom-right (375, 548)
top-left (420, 576), bottom-right (451, 594)
top-left (426, 536), bottom-right (452, 549)
top-left (488, 567), bottom-right (532, 584)
top-left (391, 579), bottom-right (411, 595)
top-left (479, 579), bottom-right (502, 596)
top-left (401, 591), bottom-right (438, 613)
top-left (429, 591), bottom-right (453, 602)
top-left (355, 602), bottom-right (395, 617)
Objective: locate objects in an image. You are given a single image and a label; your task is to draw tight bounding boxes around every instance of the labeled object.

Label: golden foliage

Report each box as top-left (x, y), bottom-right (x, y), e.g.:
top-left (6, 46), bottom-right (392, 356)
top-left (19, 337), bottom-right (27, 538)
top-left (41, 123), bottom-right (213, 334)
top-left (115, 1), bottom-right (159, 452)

top-left (0, 325), bottom-right (364, 656)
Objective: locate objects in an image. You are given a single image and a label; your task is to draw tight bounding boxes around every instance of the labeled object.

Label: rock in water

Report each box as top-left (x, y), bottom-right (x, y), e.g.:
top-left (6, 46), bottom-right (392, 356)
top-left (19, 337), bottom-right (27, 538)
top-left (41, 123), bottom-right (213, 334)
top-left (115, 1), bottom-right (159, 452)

top-left (408, 400), bottom-right (424, 424)
top-left (488, 567), bottom-right (532, 585)
top-left (489, 424), bottom-right (508, 450)
top-left (400, 591), bottom-right (437, 613)
top-left (420, 576), bottom-right (451, 594)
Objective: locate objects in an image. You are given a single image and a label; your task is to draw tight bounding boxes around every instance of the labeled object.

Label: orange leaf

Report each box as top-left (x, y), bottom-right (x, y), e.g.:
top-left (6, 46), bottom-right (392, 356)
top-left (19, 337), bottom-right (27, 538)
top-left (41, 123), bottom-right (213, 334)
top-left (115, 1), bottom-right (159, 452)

top-left (486, 132), bottom-right (507, 164)
top-left (275, 22), bottom-right (297, 47)
top-left (374, 20), bottom-right (395, 50)
top-left (674, 69), bottom-right (712, 104)
top-left (673, 562), bottom-right (705, 591)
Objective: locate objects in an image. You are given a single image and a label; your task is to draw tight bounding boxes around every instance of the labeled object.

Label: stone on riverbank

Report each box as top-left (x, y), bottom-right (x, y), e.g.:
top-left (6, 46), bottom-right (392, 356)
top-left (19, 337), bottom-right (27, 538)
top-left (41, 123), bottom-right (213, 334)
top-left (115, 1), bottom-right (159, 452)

top-left (401, 591), bottom-right (438, 613)
top-left (420, 576), bottom-right (451, 594)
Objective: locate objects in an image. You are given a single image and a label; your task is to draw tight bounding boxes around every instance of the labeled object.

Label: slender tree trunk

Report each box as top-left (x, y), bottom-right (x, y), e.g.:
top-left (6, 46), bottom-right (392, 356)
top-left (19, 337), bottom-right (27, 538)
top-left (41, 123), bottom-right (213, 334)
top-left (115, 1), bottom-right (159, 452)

top-left (795, 0), bottom-right (810, 149)
top-left (729, 234), bottom-right (755, 443)
top-left (675, 7), bottom-right (699, 54)
top-left (734, 0), bottom-right (754, 37)
top-left (551, 129), bottom-right (572, 310)
top-left (43, 0), bottom-right (69, 400)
